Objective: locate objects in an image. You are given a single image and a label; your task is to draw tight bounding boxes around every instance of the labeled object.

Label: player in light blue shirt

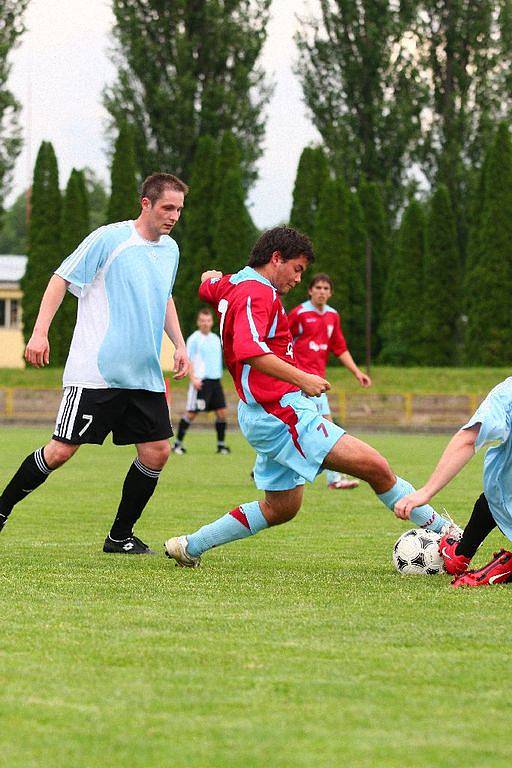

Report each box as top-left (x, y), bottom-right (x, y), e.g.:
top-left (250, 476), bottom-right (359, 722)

top-left (0, 173), bottom-right (190, 555)
top-left (396, 377), bottom-right (512, 587)
top-left (172, 307), bottom-right (230, 455)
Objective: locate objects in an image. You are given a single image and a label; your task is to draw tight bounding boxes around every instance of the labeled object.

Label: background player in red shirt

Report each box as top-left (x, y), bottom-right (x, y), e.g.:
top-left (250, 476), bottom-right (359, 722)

top-left (288, 273), bottom-right (371, 490)
top-left (164, 227), bottom-right (458, 567)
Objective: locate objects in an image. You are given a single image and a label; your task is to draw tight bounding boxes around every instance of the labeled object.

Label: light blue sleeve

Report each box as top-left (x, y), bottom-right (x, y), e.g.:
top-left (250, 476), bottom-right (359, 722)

top-left (55, 226), bottom-right (109, 297)
top-left (463, 386), bottom-right (512, 450)
top-left (168, 242), bottom-right (180, 298)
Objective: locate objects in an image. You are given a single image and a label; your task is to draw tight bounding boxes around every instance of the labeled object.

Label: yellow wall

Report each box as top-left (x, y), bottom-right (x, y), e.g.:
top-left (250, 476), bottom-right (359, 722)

top-left (0, 288), bottom-right (24, 368)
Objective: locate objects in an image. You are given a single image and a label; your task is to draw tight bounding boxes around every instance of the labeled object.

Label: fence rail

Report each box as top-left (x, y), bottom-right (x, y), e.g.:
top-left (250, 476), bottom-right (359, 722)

top-left (0, 386), bottom-right (486, 431)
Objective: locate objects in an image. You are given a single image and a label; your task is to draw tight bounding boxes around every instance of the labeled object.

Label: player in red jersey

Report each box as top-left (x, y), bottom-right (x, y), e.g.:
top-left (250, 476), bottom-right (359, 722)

top-left (288, 273), bottom-right (371, 489)
top-left (164, 227), bottom-right (456, 567)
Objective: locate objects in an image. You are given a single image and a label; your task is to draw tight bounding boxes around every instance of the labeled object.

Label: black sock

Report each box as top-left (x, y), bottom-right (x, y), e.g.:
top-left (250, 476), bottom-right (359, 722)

top-left (456, 493), bottom-right (497, 559)
top-left (176, 417), bottom-right (190, 443)
top-left (0, 448), bottom-right (53, 520)
top-left (215, 420), bottom-right (227, 445)
top-left (109, 459), bottom-right (161, 540)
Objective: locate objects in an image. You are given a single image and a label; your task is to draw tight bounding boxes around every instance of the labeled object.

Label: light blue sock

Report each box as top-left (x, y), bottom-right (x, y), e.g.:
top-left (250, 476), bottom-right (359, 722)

top-left (186, 501), bottom-right (269, 557)
top-left (326, 470), bottom-right (342, 485)
top-left (377, 476), bottom-right (449, 533)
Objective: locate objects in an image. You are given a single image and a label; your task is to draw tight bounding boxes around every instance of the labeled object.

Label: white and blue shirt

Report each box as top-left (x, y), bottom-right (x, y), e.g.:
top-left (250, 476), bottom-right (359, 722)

top-left (56, 220), bottom-right (180, 392)
top-left (186, 330), bottom-right (222, 380)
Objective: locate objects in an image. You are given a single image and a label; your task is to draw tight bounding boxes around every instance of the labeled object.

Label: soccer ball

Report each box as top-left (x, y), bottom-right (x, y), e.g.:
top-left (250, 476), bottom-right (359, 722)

top-left (392, 529), bottom-right (445, 575)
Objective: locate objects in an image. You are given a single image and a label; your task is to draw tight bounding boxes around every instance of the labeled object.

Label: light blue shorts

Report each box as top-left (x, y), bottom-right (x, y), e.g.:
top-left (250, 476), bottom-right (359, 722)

top-left (310, 392), bottom-right (331, 416)
top-left (238, 391), bottom-right (345, 491)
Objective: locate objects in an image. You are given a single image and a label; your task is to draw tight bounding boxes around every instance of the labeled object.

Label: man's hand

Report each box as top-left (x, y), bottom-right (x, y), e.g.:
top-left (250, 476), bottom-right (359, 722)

top-left (356, 370), bottom-right (372, 387)
top-left (394, 489), bottom-right (431, 520)
top-left (191, 375), bottom-right (202, 391)
top-left (201, 270), bottom-right (223, 284)
top-left (299, 372), bottom-right (331, 398)
top-left (173, 344), bottom-right (190, 380)
top-left (25, 331), bottom-right (50, 368)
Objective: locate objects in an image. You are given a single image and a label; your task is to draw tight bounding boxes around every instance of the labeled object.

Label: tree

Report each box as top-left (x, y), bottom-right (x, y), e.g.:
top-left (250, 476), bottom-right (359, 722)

top-left (313, 177), bottom-right (351, 313)
top-left (175, 135), bottom-right (219, 335)
top-left (83, 167), bottom-right (108, 231)
top-left (0, 1), bottom-right (29, 223)
top-left (21, 142), bottom-right (62, 361)
top-left (295, 1), bottom-right (426, 212)
top-left (104, 0), bottom-right (272, 185)
top-left (379, 200), bottom-right (426, 365)
top-left (346, 190), bottom-right (367, 361)
top-left (107, 125), bottom-right (139, 223)
top-left (418, 185), bottom-right (460, 365)
top-left (0, 191), bottom-right (28, 254)
top-left (289, 146), bottom-right (329, 240)
top-left (54, 169), bottom-right (90, 365)
top-left (463, 124), bottom-right (512, 364)
top-left (358, 178), bottom-right (389, 355)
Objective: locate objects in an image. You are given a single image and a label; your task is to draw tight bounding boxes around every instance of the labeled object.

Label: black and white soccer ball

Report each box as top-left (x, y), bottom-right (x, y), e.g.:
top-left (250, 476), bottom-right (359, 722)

top-left (392, 529), bottom-right (445, 575)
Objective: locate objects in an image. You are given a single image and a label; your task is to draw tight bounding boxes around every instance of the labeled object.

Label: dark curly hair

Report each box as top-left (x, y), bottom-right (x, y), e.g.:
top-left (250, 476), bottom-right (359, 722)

top-left (248, 226), bottom-right (315, 267)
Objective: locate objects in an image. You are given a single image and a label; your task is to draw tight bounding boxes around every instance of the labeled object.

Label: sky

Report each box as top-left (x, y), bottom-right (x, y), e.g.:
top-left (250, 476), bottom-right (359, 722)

top-left (7, 0), bottom-right (320, 229)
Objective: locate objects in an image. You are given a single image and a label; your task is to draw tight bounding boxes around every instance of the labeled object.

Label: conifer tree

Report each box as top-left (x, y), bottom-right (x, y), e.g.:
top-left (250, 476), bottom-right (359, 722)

top-left (54, 169), bottom-right (90, 365)
top-left (346, 191), bottom-right (367, 361)
top-left (21, 142), bottom-right (62, 361)
top-left (464, 124), bottom-right (512, 364)
top-left (289, 147), bottom-right (329, 240)
top-left (418, 185), bottom-right (460, 365)
top-left (107, 124), bottom-right (139, 223)
top-left (312, 177), bottom-right (351, 316)
top-left (379, 200), bottom-right (426, 364)
top-left (358, 179), bottom-right (389, 354)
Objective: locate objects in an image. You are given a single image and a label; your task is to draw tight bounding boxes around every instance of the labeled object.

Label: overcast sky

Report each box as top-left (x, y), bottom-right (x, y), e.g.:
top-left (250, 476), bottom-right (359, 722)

top-left (7, 0), bottom-right (320, 229)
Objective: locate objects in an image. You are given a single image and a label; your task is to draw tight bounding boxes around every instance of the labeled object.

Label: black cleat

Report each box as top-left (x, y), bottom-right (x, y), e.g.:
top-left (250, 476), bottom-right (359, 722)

top-left (0, 513), bottom-right (7, 533)
top-left (217, 445), bottom-right (231, 455)
top-left (103, 534), bottom-right (156, 555)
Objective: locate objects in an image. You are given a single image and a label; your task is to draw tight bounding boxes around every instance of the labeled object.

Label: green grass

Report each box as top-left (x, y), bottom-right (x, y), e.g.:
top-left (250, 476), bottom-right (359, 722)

top-left (0, 364), bottom-right (509, 394)
top-left (1, 428), bottom-right (511, 767)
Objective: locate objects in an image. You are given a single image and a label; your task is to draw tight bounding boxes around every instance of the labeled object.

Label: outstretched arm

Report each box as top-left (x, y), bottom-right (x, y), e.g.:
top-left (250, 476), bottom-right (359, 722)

top-left (247, 354), bottom-right (330, 397)
top-left (338, 350), bottom-right (372, 387)
top-left (394, 425), bottom-right (480, 519)
top-left (25, 274), bottom-right (69, 367)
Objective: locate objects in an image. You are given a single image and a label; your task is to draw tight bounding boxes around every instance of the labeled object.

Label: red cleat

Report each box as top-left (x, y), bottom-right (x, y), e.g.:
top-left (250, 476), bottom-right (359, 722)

top-left (451, 549), bottom-right (512, 588)
top-left (439, 534), bottom-right (471, 576)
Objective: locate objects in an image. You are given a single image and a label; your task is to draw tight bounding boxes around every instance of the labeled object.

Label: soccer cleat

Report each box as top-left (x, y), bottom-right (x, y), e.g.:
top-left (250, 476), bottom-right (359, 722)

top-left (164, 535), bottom-right (201, 568)
top-left (216, 445), bottom-right (231, 455)
top-left (0, 513), bottom-right (7, 533)
top-left (171, 444), bottom-right (187, 455)
top-left (328, 476), bottom-right (359, 490)
top-left (103, 534), bottom-right (156, 555)
top-left (438, 534), bottom-right (471, 576)
top-left (439, 514), bottom-right (463, 540)
top-left (452, 549), bottom-right (512, 588)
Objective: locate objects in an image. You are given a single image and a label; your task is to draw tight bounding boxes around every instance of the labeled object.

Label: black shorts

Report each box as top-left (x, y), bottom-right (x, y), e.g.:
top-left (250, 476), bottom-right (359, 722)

top-left (52, 387), bottom-right (173, 445)
top-left (186, 378), bottom-right (226, 413)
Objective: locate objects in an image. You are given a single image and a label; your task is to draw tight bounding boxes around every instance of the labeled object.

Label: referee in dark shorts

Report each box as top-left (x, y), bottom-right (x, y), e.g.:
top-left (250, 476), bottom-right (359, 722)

top-left (0, 173), bottom-right (190, 554)
top-left (172, 307), bottom-right (230, 455)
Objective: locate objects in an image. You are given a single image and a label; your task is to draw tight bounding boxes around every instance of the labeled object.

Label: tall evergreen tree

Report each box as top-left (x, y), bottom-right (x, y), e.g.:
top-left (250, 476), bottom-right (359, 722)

top-left (313, 177), bottom-right (351, 316)
top-left (21, 142), bottom-right (62, 361)
top-left (289, 146), bottom-right (329, 240)
top-left (104, 0), bottom-right (272, 184)
top-left (0, 1), bottom-right (29, 223)
top-left (107, 125), bottom-right (139, 223)
top-left (346, 190), bottom-right (367, 361)
top-left (295, 1), bottom-right (426, 212)
top-left (358, 179), bottom-right (389, 355)
top-left (54, 169), bottom-right (90, 365)
top-left (464, 124), bottom-right (512, 364)
top-left (176, 135), bottom-right (220, 335)
top-left (418, 185), bottom-right (460, 365)
top-left (0, 190), bottom-right (28, 254)
top-left (83, 167), bottom-right (108, 231)
top-left (379, 200), bottom-right (426, 365)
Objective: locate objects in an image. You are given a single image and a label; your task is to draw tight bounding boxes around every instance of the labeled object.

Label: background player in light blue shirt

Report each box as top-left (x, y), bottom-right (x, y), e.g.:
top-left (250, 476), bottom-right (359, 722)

top-left (173, 307), bottom-right (230, 455)
top-left (396, 377), bottom-right (512, 587)
top-left (0, 173), bottom-right (190, 555)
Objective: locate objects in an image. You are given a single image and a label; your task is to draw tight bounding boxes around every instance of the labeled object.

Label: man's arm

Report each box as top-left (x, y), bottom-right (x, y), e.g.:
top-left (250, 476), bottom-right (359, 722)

top-left (164, 298), bottom-right (190, 380)
top-left (338, 350), bottom-right (372, 387)
top-left (246, 354), bottom-right (330, 397)
top-left (25, 274), bottom-right (69, 367)
top-left (394, 425), bottom-right (480, 519)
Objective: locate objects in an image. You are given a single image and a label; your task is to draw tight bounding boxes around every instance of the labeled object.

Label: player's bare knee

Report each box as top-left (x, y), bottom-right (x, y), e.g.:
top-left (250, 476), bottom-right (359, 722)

top-left (44, 440), bottom-right (78, 468)
top-left (138, 441), bottom-right (170, 469)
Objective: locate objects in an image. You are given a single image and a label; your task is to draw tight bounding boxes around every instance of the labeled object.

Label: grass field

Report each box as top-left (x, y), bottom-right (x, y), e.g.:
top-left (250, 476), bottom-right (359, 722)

top-left (1, 427), bottom-right (511, 767)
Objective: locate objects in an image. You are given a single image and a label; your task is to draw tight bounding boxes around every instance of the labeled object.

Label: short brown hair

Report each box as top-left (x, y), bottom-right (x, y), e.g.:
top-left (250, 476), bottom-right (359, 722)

top-left (197, 307), bottom-right (213, 319)
top-left (248, 227), bottom-right (315, 267)
top-left (309, 273), bottom-right (333, 291)
top-left (141, 173), bottom-right (189, 204)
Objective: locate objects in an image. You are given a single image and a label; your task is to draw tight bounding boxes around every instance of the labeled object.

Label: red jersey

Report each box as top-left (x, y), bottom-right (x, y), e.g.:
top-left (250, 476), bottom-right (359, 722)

top-left (288, 300), bottom-right (348, 376)
top-left (199, 267), bottom-right (300, 406)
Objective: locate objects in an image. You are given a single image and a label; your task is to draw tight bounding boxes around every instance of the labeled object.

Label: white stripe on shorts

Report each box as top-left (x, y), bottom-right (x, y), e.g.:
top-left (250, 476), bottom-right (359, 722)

top-left (186, 383), bottom-right (198, 412)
